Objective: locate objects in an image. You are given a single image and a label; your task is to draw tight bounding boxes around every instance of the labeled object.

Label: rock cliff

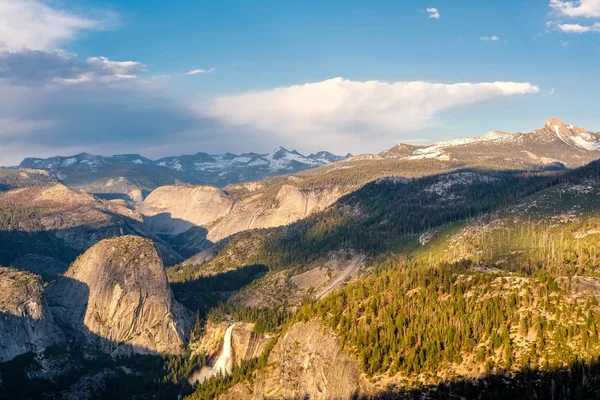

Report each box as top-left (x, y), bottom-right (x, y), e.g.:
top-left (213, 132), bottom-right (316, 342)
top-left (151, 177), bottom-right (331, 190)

top-left (0, 267), bottom-right (64, 362)
top-left (46, 236), bottom-right (191, 356)
top-left (140, 183), bottom-right (340, 249)
top-left (139, 185), bottom-right (233, 236)
top-left (221, 319), bottom-right (368, 400)
top-left (191, 321), bottom-right (271, 367)
top-left (0, 183), bottom-right (183, 268)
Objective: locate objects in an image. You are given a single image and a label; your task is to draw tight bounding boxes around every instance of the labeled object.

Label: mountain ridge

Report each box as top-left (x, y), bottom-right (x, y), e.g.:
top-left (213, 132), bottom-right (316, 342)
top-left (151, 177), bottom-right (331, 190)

top-left (17, 147), bottom-right (350, 174)
top-left (16, 147), bottom-right (351, 201)
top-left (373, 118), bottom-right (600, 167)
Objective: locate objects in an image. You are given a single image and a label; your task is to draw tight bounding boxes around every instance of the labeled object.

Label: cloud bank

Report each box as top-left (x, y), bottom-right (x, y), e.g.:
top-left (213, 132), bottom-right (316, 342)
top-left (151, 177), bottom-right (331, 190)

top-left (200, 78), bottom-right (540, 151)
top-left (0, 0), bottom-right (111, 51)
top-left (0, 0), bottom-right (542, 165)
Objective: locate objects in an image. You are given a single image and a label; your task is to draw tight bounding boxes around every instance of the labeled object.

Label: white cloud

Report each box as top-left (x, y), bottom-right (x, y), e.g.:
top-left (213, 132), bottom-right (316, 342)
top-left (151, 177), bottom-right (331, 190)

top-left (0, 0), bottom-right (110, 51)
top-left (547, 1), bottom-right (600, 35)
top-left (200, 77), bottom-right (540, 151)
top-left (61, 56), bottom-right (146, 84)
top-left (87, 57), bottom-right (145, 75)
top-left (426, 7), bottom-right (440, 19)
top-left (0, 50), bottom-right (147, 86)
top-left (547, 21), bottom-right (600, 33)
top-left (480, 35), bottom-right (500, 41)
top-left (549, 88), bottom-right (556, 95)
top-left (550, 0), bottom-right (600, 18)
top-left (186, 68), bottom-right (216, 75)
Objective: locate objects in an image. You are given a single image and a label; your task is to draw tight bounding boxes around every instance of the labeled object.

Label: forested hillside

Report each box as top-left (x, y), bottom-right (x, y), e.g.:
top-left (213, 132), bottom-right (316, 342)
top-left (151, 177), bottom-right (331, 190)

top-left (171, 160), bottom-right (600, 398)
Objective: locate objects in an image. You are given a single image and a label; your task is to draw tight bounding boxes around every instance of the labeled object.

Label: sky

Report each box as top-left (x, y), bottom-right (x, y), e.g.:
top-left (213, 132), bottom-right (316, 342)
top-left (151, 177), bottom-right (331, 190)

top-left (0, 0), bottom-right (599, 165)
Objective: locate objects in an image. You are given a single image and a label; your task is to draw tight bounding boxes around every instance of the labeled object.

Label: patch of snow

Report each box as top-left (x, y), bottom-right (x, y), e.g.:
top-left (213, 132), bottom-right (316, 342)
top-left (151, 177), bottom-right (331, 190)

top-left (571, 135), bottom-right (600, 151)
top-left (62, 157), bottom-right (77, 167)
top-left (172, 161), bottom-right (183, 171)
top-left (132, 159), bottom-right (143, 164)
top-left (409, 149), bottom-right (447, 160)
top-left (247, 158), bottom-right (269, 167)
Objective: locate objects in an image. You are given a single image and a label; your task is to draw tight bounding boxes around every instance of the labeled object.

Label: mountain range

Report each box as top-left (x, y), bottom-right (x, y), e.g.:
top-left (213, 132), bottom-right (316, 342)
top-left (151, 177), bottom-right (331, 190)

top-left (17, 147), bottom-right (351, 201)
top-left (4, 118), bottom-right (600, 399)
top-left (374, 117), bottom-right (600, 167)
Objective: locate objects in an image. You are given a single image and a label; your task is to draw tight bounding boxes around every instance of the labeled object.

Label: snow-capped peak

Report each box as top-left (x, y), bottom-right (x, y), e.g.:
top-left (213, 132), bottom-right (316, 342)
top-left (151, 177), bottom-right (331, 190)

top-left (540, 118), bottom-right (599, 150)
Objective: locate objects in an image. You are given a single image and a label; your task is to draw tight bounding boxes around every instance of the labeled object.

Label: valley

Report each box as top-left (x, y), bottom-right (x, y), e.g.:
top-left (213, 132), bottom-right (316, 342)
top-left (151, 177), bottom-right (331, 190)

top-left (3, 118), bottom-right (600, 399)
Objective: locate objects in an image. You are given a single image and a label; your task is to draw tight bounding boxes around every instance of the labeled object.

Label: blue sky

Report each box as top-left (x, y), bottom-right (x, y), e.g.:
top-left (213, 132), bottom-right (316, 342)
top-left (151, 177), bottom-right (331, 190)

top-left (0, 0), bottom-right (599, 164)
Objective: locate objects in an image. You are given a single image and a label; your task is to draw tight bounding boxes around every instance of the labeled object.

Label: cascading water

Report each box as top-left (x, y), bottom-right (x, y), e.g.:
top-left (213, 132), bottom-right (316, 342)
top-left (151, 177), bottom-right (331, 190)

top-left (211, 323), bottom-right (235, 375)
top-left (189, 323), bottom-right (236, 384)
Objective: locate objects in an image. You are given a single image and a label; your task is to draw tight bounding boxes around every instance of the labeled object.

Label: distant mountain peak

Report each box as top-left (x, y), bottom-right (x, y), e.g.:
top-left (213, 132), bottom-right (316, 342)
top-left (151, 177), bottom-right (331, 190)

top-left (307, 151), bottom-right (352, 163)
top-left (544, 117), bottom-right (567, 127)
top-left (542, 117), bottom-right (589, 138)
top-left (16, 147), bottom-right (349, 192)
top-left (376, 118), bottom-right (600, 166)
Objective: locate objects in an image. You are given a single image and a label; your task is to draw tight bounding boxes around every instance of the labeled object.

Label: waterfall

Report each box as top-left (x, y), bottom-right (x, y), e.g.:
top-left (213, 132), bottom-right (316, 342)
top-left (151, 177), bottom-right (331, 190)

top-left (212, 323), bottom-right (235, 375)
top-left (188, 323), bottom-right (236, 384)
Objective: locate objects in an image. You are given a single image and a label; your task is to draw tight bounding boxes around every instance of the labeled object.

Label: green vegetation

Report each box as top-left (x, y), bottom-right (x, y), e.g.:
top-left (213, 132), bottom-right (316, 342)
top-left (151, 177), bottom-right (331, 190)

top-left (169, 264), bottom-right (269, 314)
top-left (173, 169), bottom-right (557, 281)
top-left (297, 259), bottom-right (600, 380)
top-left (0, 168), bottom-right (55, 191)
top-left (0, 346), bottom-right (207, 400)
top-left (208, 302), bottom-right (292, 333)
top-left (185, 338), bottom-right (277, 400)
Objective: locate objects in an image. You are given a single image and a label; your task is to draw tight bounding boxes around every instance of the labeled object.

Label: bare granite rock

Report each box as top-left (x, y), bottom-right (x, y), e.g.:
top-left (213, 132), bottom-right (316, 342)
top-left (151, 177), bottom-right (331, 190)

top-left (0, 267), bottom-right (65, 362)
top-left (46, 236), bottom-right (191, 356)
top-left (221, 319), bottom-right (369, 400)
top-left (141, 184), bottom-right (340, 248)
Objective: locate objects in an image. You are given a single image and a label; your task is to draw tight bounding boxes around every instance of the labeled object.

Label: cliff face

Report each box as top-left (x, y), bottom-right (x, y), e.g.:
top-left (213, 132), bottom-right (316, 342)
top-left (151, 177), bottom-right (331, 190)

top-left (0, 267), bottom-right (64, 362)
top-left (0, 183), bottom-right (183, 268)
top-left (139, 186), bottom-right (233, 236)
top-left (221, 319), bottom-right (368, 400)
top-left (140, 184), bottom-right (340, 248)
top-left (191, 321), bottom-right (270, 366)
top-left (46, 236), bottom-right (191, 356)
top-left (231, 322), bottom-right (270, 365)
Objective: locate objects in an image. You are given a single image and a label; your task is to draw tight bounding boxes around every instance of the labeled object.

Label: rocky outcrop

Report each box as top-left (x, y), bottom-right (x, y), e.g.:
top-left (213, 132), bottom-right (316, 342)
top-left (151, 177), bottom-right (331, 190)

top-left (140, 185), bottom-right (233, 235)
top-left (0, 183), bottom-right (183, 267)
top-left (0, 184), bottom-right (143, 250)
top-left (231, 322), bottom-right (270, 365)
top-left (46, 236), bottom-right (191, 356)
top-left (227, 250), bottom-right (366, 308)
top-left (191, 321), bottom-right (270, 367)
top-left (189, 321), bottom-right (272, 385)
top-left (0, 168), bottom-right (56, 191)
top-left (141, 183), bottom-right (340, 255)
top-left (206, 185), bottom-right (340, 243)
top-left (221, 319), bottom-right (368, 400)
top-left (0, 267), bottom-right (64, 362)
